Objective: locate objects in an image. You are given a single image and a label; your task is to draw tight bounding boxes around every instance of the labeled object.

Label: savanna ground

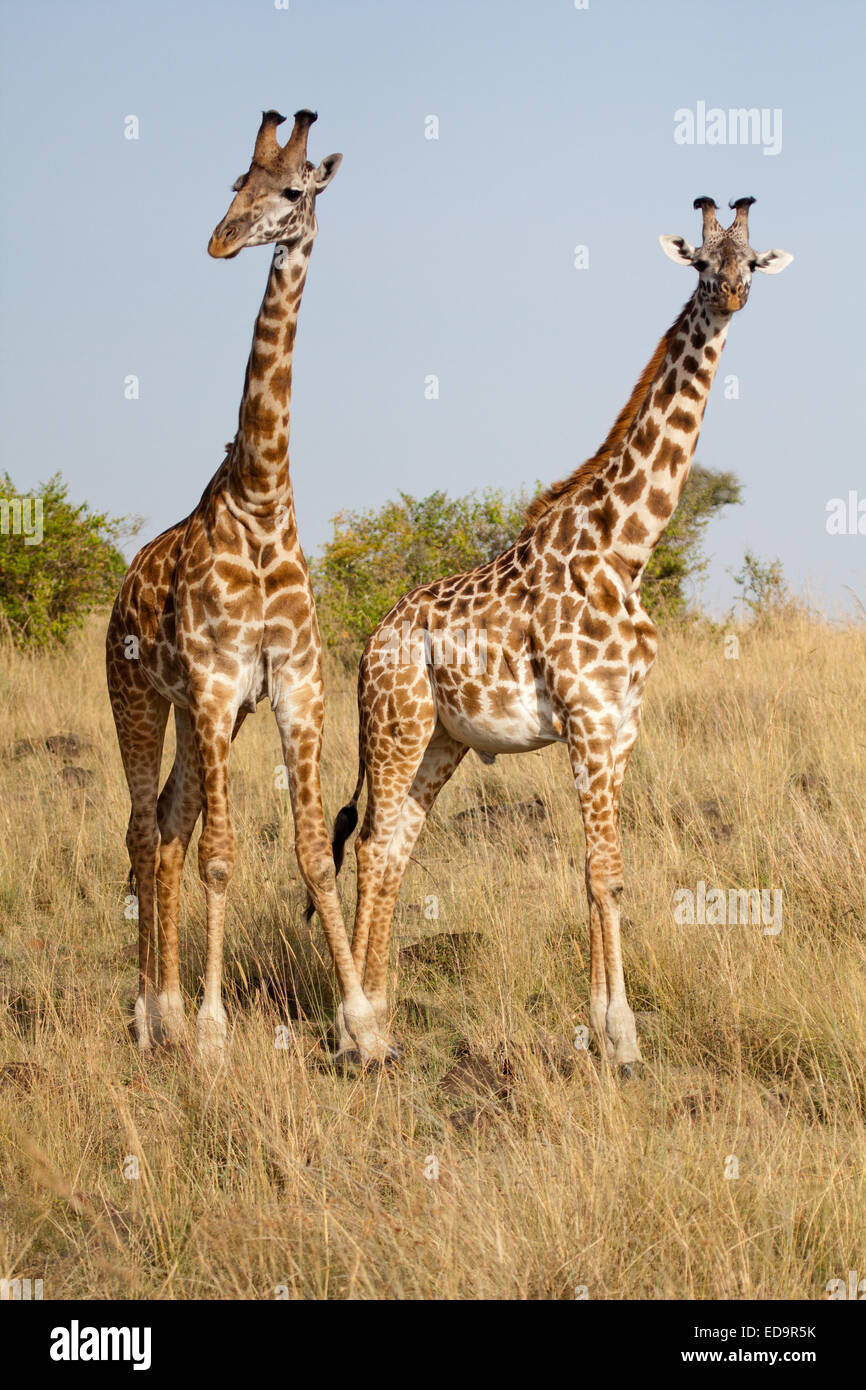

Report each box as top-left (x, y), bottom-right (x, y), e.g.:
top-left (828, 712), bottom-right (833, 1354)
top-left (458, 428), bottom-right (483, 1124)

top-left (0, 610), bottom-right (864, 1300)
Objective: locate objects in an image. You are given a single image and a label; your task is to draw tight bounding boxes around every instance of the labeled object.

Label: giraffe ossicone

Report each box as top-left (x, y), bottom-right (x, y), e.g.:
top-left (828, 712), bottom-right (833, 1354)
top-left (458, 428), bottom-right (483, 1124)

top-left (107, 108), bottom-right (389, 1065)
top-left (319, 196), bottom-right (792, 1070)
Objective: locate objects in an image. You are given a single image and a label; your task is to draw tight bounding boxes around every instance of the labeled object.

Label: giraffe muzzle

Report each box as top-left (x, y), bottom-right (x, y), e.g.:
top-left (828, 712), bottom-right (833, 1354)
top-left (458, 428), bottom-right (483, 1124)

top-left (208, 225), bottom-right (242, 259)
top-left (718, 281), bottom-right (747, 312)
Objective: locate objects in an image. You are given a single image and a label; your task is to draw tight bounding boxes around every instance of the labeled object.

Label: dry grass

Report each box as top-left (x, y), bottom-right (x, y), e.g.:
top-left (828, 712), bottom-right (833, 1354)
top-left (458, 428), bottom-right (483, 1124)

top-left (1, 610), bottom-right (864, 1300)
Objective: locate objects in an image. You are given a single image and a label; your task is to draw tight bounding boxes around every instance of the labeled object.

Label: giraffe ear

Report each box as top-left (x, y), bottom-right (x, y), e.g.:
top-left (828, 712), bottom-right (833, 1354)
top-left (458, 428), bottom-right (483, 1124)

top-left (313, 153), bottom-right (342, 194)
top-left (658, 234), bottom-right (698, 266)
top-left (753, 248), bottom-right (794, 275)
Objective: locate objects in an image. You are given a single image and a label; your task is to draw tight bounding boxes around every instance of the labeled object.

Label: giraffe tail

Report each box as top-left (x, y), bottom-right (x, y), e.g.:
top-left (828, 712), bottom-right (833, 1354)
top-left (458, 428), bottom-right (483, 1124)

top-left (304, 766), bottom-right (365, 922)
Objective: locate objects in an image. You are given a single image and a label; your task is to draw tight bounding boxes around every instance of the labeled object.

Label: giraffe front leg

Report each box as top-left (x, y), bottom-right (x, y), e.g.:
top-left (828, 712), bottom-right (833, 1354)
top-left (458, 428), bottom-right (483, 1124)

top-left (189, 704), bottom-right (236, 1065)
top-left (587, 896), bottom-right (613, 1064)
top-left (568, 729), bottom-right (642, 1071)
top-left (130, 822), bottom-right (161, 1054)
top-left (272, 685), bottom-right (389, 1065)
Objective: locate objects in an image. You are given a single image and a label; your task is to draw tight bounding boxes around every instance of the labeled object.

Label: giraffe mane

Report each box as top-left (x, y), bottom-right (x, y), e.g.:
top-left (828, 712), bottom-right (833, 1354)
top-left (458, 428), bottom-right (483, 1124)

top-left (519, 299), bottom-right (693, 538)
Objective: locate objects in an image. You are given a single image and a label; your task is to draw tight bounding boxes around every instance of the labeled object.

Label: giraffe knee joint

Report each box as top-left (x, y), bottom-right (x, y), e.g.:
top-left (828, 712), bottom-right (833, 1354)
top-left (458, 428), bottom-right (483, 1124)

top-left (127, 821), bottom-right (159, 858)
top-left (586, 860), bottom-right (624, 905)
top-left (300, 850), bottom-right (337, 899)
top-left (200, 857), bottom-right (233, 891)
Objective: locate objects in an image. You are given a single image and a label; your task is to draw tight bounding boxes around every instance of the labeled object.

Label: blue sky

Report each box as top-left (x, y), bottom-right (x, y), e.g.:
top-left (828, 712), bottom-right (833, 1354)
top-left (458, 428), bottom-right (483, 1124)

top-left (1, 0), bottom-right (864, 614)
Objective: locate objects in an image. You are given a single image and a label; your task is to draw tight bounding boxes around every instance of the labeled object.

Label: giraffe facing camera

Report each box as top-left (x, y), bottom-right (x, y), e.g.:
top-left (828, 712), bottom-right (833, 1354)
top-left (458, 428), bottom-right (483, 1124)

top-left (107, 109), bottom-right (390, 1067)
top-left (316, 197), bottom-right (793, 1070)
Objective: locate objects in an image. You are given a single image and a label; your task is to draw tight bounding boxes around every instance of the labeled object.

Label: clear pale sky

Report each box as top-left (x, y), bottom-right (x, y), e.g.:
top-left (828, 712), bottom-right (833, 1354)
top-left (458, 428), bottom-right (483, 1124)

top-left (1, 0), bottom-right (864, 614)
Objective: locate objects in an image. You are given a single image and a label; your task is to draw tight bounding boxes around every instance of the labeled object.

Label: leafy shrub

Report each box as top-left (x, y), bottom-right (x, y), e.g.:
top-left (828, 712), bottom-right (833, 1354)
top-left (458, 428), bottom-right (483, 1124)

top-left (313, 466), bottom-right (742, 654)
top-left (641, 465), bottom-right (742, 620)
top-left (311, 487), bottom-right (529, 655)
top-left (730, 550), bottom-right (793, 625)
top-left (0, 473), bottom-right (139, 648)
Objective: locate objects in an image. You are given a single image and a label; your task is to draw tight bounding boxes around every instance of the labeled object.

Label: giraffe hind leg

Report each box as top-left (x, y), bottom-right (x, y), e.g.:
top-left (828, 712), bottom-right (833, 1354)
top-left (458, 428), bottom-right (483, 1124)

top-left (154, 707), bottom-right (201, 1043)
top-left (338, 724), bottom-right (468, 1060)
top-left (108, 651), bottom-right (171, 1052)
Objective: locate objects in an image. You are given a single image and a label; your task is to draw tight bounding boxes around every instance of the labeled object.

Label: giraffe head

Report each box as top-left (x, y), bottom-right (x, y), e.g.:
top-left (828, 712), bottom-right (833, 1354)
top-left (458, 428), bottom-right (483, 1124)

top-left (659, 197), bottom-right (793, 313)
top-left (208, 109), bottom-right (342, 259)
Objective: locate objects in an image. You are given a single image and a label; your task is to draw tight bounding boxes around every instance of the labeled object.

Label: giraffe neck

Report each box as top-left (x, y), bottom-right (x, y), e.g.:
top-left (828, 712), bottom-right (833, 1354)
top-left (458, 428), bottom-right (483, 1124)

top-left (602, 292), bottom-right (730, 586)
top-left (227, 233), bottom-right (314, 518)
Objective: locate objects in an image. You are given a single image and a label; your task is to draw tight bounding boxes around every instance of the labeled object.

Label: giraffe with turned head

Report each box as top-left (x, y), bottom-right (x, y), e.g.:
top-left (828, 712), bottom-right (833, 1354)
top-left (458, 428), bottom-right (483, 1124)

top-left (107, 109), bottom-right (390, 1063)
top-left (319, 196), bottom-right (792, 1069)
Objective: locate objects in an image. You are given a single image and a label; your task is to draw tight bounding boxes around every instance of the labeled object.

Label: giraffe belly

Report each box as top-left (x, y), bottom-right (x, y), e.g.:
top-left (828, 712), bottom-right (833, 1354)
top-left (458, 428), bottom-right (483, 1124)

top-left (435, 676), bottom-right (563, 755)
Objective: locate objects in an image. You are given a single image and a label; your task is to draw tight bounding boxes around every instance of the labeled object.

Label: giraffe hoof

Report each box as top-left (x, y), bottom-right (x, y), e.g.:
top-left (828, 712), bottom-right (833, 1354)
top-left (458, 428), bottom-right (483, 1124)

top-left (132, 994), bottom-right (162, 1051)
top-left (618, 1062), bottom-right (643, 1081)
top-left (195, 1008), bottom-right (228, 1066)
top-left (335, 1047), bottom-right (364, 1073)
top-left (158, 992), bottom-right (187, 1045)
top-left (372, 1041), bottom-right (401, 1071)
top-left (196, 1040), bottom-right (227, 1069)
top-left (334, 1039), bottom-right (401, 1073)
top-left (362, 1037), bottom-right (401, 1068)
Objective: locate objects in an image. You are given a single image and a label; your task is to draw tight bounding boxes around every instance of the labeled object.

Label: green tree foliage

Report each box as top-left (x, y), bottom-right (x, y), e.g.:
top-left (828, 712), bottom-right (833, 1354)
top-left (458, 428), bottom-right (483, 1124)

top-left (313, 466), bottom-right (741, 653)
top-left (0, 473), bottom-right (140, 648)
top-left (641, 465), bottom-right (742, 619)
top-left (729, 549), bottom-right (792, 625)
top-left (312, 487), bottom-right (529, 653)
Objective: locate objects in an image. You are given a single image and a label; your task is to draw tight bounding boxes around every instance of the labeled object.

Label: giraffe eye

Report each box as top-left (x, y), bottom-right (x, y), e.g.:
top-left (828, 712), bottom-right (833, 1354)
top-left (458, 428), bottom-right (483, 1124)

top-left (282, 188), bottom-right (303, 202)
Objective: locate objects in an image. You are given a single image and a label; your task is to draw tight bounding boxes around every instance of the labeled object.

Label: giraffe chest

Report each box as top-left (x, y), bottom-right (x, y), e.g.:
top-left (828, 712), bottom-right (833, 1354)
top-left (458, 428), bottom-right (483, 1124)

top-left (137, 537), bottom-right (316, 712)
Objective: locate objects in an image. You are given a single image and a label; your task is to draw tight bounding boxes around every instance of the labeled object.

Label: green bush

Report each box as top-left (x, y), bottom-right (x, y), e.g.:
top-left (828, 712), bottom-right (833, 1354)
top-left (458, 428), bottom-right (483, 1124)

top-left (0, 473), bottom-right (140, 648)
top-left (729, 549), bottom-right (793, 625)
top-left (313, 466), bottom-right (742, 654)
top-left (642, 464), bottom-right (742, 620)
top-left (311, 487), bottom-right (529, 654)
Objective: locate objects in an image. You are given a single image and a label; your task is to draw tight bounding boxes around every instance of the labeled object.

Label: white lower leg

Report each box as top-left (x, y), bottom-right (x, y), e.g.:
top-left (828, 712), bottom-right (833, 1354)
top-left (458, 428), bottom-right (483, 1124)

top-left (334, 1001), bottom-right (355, 1054)
top-left (196, 881), bottom-right (228, 1061)
top-left (340, 988), bottom-right (395, 1063)
top-left (589, 996), bottom-right (614, 1062)
top-left (606, 990), bottom-right (641, 1065)
top-left (158, 988), bottom-right (186, 1042)
top-left (134, 990), bottom-right (161, 1051)
top-left (196, 997), bottom-right (227, 1058)
top-left (366, 988), bottom-right (389, 1035)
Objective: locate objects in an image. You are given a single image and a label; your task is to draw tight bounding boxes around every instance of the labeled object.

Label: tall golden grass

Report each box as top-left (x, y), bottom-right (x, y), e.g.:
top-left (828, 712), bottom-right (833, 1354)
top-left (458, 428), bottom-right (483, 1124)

top-left (1, 609), bottom-right (864, 1299)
